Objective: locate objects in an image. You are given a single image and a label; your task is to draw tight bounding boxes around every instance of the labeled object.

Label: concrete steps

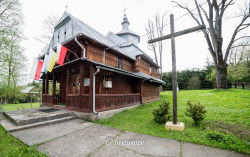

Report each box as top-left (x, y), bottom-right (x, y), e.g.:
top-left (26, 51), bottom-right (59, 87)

top-left (9, 112), bottom-right (73, 126)
top-left (1, 115), bottom-right (76, 132)
top-left (4, 108), bottom-right (74, 126)
top-left (1, 107), bottom-right (77, 132)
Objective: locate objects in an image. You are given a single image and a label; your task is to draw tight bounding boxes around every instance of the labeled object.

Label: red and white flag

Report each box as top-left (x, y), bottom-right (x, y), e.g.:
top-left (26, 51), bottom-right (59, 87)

top-left (30, 58), bottom-right (44, 80)
top-left (57, 43), bottom-right (68, 66)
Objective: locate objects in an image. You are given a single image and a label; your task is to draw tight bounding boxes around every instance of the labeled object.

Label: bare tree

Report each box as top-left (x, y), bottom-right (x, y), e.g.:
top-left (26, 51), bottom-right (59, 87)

top-left (40, 14), bottom-right (59, 43)
top-left (173, 0), bottom-right (250, 88)
top-left (36, 14), bottom-right (59, 54)
top-left (146, 13), bottom-right (167, 78)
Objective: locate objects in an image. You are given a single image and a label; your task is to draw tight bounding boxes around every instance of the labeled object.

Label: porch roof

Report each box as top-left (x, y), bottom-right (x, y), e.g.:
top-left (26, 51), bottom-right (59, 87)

top-left (51, 57), bottom-right (164, 84)
top-left (82, 58), bottom-right (164, 84)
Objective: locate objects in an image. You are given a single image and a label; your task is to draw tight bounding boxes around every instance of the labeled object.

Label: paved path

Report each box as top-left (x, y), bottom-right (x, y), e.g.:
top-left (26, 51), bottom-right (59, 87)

top-left (3, 118), bottom-right (247, 157)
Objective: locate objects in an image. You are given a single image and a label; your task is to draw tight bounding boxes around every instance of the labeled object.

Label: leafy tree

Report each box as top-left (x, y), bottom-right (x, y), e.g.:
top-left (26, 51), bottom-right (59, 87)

top-left (0, 0), bottom-right (26, 104)
top-left (162, 72), bottom-right (172, 90)
top-left (228, 47), bottom-right (250, 84)
top-left (162, 66), bottom-right (215, 90)
top-left (187, 76), bottom-right (201, 89)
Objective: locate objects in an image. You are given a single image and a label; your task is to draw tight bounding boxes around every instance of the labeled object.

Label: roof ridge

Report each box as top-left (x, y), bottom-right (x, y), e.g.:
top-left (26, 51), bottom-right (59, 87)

top-left (50, 12), bottom-right (157, 64)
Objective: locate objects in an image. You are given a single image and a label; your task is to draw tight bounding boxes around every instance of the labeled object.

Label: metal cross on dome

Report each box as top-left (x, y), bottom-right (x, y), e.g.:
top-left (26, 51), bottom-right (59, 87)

top-left (65, 4), bottom-right (69, 12)
top-left (122, 7), bottom-right (128, 15)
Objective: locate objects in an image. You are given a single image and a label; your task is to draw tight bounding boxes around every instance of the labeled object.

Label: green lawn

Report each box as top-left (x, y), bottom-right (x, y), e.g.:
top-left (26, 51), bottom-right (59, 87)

top-left (1, 102), bottom-right (45, 156)
top-left (0, 126), bottom-right (47, 157)
top-left (2, 102), bottom-right (40, 111)
top-left (97, 89), bottom-right (250, 154)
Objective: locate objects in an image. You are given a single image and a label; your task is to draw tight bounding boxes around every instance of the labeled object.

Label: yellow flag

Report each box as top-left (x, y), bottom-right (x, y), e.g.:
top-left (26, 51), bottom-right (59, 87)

top-left (48, 51), bottom-right (57, 72)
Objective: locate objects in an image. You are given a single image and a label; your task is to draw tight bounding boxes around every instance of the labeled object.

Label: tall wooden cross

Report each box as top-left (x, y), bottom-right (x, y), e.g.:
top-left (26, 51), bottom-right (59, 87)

top-left (148, 14), bottom-right (205, 125)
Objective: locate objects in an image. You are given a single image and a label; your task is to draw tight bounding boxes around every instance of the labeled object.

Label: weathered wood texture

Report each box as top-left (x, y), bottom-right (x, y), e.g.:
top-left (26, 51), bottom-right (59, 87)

top-left (96, 93), bottom-right (140, 112)
top-left (87, 44), bottom-right (134, 72)
top-left (141, 82), bottom-right (160, 103)
top-left (170, 14), bottom-right (178, 124)
top-left (95, 73), bottom-right (139, 94)
top-left (59, 71), bottom-right (66, 103)
top-left (135, 56), bottom-right (158, 78)
top-left (148, 25), bottom-right (206, 43)
top-left (67, 95), bottom-right (89, 112)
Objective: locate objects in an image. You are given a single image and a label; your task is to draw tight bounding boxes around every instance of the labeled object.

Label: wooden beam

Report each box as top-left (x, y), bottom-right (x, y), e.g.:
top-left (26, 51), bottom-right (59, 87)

top-left (89, 65), bottom-right (94, 112)
top-left (42, 78), bottom-right (45, 94)
top-left (170, 14), bottom-right (178, 125)
top-left (140, 80), bottom-right (143, 104)
top-left (45, 74), bottom-right (49, 94)
top-left (52, 73), bottom-right (56, 104)
top-left (148, 25), bottom-right (206, 44)
top-left (66, 68), bottom-right (69, 105)
top-left (79, 64), bottom-right (84, 109)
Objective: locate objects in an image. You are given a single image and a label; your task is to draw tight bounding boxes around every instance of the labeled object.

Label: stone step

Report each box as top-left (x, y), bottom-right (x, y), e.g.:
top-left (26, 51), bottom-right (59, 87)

top-left (4, 109), bottom-right (74, 126)
top-left (7, 116), bottom-right (76, 132)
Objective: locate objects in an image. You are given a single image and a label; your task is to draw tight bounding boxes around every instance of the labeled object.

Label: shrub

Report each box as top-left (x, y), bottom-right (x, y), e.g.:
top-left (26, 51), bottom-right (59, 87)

top-left (185, 100), bottom-right (207, 126)
top-left (186, 76), bottom-right (201, 89)
top-left (152, 101), bottom-right (171, 124)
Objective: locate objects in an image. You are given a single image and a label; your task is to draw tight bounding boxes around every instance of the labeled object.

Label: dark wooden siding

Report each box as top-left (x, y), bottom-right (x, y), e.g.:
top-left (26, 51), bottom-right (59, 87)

top-left (86, 44), bottom-right (134, 72)
top-left (141, 82), bottom-right (160, 103)
top-left (95, 72), bottom-right (140, 94)
top-left (135, 56), bottom-right (159, 78)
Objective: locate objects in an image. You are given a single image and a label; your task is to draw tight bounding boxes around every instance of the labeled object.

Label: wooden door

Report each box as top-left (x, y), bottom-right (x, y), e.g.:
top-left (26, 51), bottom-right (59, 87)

top-left (70, 75), bottom-right (80, 95)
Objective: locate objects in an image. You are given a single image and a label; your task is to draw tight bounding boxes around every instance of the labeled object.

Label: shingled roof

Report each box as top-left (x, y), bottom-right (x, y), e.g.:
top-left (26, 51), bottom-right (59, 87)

top-left (50, 12), bottom-right (158, 67)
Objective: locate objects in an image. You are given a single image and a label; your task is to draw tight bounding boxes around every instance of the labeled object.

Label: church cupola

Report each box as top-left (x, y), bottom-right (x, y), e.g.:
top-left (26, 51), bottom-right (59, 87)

top-left (121, 14), bottom-right (130, 30)
top-left (117, 14), bottom-right (140, 47)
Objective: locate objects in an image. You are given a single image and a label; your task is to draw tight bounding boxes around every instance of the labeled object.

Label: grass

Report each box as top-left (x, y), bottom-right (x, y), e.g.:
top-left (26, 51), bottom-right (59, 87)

top-left (0, 125), bottom-right (47, 157)
top-left (97, 89), bottom-right (250, 154)
top-left (2, 102), bottom-right (40, 111)
top-left (0, 102), bottom-right (45, 156)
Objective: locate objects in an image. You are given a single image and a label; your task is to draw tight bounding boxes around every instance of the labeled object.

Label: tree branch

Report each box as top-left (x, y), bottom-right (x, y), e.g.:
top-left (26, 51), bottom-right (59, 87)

top-left (222, 0), bottom-right (234, 15)
top-left (234, 36), bottom-right (250, 43)
top-left (224, 13), bottom-right (250, 62)
top-left (173, 0), bottom-right (217, 63)
top-left (172, 1), bottom-right (201, 25)
top-left (230, 43), bottom-right (250, 49)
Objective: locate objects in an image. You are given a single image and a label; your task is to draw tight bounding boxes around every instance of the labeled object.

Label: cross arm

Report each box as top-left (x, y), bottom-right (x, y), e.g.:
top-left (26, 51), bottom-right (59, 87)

top-left (148, 25), bottom-right (206, 44)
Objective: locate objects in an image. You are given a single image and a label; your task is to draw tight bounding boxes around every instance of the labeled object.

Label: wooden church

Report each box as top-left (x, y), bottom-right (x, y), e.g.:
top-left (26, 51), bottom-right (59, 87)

top-left (41, 12), bottom-right (164, 114)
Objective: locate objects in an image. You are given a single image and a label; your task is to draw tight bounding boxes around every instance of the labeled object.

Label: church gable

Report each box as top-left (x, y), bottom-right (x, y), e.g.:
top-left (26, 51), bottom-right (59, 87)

top-left (46, 12), bottom-right (160, 78)
top-left (52, 13), bottom-right (81, 47)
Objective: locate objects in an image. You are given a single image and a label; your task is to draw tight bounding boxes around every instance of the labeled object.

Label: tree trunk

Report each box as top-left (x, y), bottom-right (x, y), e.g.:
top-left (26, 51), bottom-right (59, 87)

top-left (215, 64), bottom-right (227, 89)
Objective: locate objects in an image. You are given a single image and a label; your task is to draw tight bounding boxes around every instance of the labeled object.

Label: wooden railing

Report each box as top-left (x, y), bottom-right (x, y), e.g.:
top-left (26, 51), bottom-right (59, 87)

top-left (96, 93), bottom-right (141, 112)
top-left (67, 94), bottom-right (89, 111)
top-left (42, 94), bottom-right (54, 105)
top-left (43, 93), bottom-right (141, 113)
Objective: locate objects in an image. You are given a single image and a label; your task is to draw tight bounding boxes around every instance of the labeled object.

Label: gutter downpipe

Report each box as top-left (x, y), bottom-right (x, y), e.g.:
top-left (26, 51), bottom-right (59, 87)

top-left (93, 67), bottom-right (100, 115)
top-left (75, 36), bottom-right (86, 58)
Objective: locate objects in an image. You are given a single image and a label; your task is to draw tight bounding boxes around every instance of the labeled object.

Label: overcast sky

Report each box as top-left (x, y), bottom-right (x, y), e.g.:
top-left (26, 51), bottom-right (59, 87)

top-left (20, 0), bottom-right (249, 78)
